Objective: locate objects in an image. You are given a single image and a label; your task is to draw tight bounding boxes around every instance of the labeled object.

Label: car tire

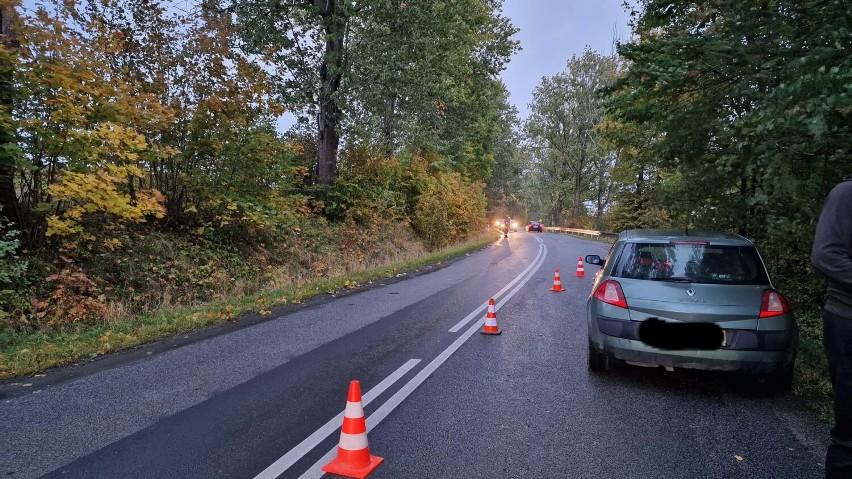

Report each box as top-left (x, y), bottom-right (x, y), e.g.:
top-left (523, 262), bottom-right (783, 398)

top-left (588, 339), bottom-right (609, 372)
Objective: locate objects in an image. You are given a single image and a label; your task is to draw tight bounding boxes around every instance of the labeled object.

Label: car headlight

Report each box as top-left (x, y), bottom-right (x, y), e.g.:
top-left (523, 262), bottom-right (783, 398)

top-left (511, 222), bottom-right (517, 228)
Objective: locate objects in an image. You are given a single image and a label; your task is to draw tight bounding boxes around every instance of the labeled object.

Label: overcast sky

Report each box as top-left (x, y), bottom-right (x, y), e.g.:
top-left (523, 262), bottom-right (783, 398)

top-left (500, 0), bottom-right (632, 121)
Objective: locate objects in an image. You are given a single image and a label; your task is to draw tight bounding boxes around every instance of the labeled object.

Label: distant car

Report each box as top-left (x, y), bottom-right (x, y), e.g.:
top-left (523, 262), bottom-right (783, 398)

top-left (527, 221), bottom-right (543, 233)
top-left (585, 229), bottom-right (797, 391)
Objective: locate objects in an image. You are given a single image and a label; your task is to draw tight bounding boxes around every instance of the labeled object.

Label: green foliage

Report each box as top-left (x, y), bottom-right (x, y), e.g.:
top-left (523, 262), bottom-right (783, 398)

top-left (0, 220), bottom-right (29, 332)
top-left (237, 0), bottom-right (518, 185)
top-left (0, 222), bottom-right (26, 285)
top-left (602, 0), bottom-right (851, 306)
top-left (414, 170), bottom-right (486, 249)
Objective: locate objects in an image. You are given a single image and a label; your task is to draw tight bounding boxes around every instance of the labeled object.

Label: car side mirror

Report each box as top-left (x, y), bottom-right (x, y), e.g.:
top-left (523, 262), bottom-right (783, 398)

top-left (585, 255), bottom-right (605, 266)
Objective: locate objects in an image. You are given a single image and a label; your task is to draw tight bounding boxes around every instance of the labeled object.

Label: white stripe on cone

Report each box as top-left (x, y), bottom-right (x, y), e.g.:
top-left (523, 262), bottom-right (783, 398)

top-left (344, 401), bottom-right (364, 418)
top-left (338, 431), bottom-right (370, 451)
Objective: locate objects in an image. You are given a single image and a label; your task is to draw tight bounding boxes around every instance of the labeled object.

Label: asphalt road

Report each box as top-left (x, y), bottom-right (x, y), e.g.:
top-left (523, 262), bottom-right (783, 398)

top-left (0, 231), bottom-right (830, 478)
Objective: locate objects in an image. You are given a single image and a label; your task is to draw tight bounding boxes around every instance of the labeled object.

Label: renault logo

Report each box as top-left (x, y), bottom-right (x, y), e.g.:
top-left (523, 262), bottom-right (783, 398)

top-left (686, 289), bottom-right (696, 297)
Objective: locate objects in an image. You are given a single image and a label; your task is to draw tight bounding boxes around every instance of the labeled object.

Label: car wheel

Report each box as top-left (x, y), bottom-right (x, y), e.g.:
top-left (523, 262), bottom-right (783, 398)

top-left (588, 339), bottom-right (609, 372)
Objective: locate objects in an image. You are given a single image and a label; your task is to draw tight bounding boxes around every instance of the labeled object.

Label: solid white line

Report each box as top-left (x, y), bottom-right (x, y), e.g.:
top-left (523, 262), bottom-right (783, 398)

top-left (496, 245), bottom-right (547, 311)
top-left (448, 243), bottom-right (544, 332)
top-left (252, 359), bottom-right (420, 479)
top-left (297, 245), bottom-right (549, 479)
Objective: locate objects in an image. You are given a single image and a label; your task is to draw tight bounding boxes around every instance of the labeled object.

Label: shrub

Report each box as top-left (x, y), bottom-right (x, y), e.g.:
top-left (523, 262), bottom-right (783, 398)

top-left (0, 222), bottom-right (30, 333)
top-left (413, 171), bottom-right (486, 249)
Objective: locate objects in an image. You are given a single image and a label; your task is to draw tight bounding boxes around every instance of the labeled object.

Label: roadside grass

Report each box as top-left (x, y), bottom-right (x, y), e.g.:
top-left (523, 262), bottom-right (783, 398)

top-left (792, 308), bottom-right (833, 423)
top-left (0, 232), bottom-right (499, 380)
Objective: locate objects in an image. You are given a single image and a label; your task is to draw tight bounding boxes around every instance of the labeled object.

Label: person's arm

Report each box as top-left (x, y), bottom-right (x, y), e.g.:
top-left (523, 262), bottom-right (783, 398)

top-left (811, 182), bottom-right (852, 293)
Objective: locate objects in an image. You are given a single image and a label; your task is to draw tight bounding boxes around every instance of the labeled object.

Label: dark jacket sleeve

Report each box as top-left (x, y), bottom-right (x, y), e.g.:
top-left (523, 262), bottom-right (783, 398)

top-left (811, 180), bottom-right (852, 293)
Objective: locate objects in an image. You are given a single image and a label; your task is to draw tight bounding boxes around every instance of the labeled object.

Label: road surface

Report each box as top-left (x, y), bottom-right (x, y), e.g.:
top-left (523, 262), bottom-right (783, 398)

top-left (0, 231), bottom-right (829, 478)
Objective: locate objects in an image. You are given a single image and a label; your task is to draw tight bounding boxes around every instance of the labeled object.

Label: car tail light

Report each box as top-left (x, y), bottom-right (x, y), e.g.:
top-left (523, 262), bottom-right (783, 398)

top-left (759, 289), bottom-right (790, 318)
top-left (594, 280), bottom-right (628, 309)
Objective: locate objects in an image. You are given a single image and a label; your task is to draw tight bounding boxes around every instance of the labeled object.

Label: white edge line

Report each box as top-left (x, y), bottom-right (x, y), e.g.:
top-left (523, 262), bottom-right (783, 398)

top-left (297, 244), bottom-right (549, 479)
top-left (253, 359), bottom-right (421, 479)
top-left (448, 243), bottom-right (544, 333)
top-left (497, 245), bottom-right (547, 310)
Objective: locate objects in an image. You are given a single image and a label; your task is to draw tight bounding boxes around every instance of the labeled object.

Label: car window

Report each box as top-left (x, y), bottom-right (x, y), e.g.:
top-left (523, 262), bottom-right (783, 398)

top-left (611, 242), bottom-right (769, 285)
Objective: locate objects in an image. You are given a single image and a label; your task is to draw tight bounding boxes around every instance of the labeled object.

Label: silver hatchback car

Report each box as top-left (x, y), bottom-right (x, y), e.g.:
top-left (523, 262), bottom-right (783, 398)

top-left (585, 229), bottom-right (798, 391)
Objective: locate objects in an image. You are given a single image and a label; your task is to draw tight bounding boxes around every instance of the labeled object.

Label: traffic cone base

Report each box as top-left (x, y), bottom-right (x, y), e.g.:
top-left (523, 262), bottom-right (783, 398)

top-left (322, 380), bottom-right (383, 479)
top-left (322, 452), bottom-right (384, 479)
top-left (480, 298), bottom-right (502, 335)
top-left (550, 268), bottom-right (566, 292)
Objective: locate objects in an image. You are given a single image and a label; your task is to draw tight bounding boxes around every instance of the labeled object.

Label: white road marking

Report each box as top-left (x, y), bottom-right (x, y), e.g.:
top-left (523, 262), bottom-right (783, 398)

top-left (495, 246), bottom-right (547, 310)
top-left (448, 238), bottom-right (545, 332)
top-left (252, 359), bottom-right (420, 479)
top-left (296, 244), bottom-right (549, 479)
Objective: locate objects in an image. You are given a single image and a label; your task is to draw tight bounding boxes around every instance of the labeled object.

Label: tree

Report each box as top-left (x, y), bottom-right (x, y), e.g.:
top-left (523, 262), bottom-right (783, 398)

top-left (236, 0), bottom-right (517, 185)
top-left (0, 2), bottom-right (19, 227)
top-left (603, 0), bottom-right (851, 306)
top-left (525, 49), bottom-right (618, 225)
top-left (235, 0), bottom-right (353, 185)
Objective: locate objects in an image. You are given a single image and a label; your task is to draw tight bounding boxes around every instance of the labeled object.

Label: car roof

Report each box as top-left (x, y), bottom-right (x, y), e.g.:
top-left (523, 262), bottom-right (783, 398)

top-left (617, 229), bottom-right (754, 246)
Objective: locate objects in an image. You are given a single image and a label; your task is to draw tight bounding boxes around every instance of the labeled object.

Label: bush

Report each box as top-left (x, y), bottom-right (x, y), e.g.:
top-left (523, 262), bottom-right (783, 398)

top-left (0, 223), bottom-right (30, 333)
top-left (413, 171), bottom-right (486, 249)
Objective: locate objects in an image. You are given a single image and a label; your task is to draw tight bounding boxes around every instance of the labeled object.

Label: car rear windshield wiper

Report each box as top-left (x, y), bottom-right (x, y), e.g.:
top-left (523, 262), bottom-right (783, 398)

top-left (650, 277), bottom-right (694, 283)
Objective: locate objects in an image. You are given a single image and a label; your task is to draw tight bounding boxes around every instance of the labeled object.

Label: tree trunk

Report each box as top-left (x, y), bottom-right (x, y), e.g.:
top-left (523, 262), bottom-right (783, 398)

top-left (0, 6), bottom-right (19, 226)
top-left (380, 96), bottom-right (396, 159)
top-left (315, 0), bottom-right (346, 185)
top-left (551, 193), bottom-right (563, 226)
top-left (573, 175), bottom-right (582, 220)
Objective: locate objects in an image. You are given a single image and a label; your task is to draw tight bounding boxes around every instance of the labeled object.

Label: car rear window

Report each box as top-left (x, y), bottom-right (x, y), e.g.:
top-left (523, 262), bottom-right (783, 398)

top-left (611, 242), bottom-right (770, 285)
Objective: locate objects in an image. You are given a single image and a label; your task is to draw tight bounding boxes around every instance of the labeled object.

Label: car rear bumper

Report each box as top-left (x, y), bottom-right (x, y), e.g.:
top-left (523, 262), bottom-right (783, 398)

top-left (594, 335), bottom-right (795, 373)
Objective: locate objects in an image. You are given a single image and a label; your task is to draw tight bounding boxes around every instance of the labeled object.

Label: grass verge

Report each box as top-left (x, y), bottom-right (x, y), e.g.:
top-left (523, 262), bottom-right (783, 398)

top-left (0, 232), bottom-right (499, 380)
top-left (792, 308), bottom-right (833, 423)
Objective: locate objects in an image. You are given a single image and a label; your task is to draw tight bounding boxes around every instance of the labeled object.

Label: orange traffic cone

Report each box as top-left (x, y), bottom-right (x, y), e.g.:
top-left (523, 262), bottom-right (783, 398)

top-left (576, 257), bottom-right (585, 277)
top-left (550, 268), bottom-right (566, 292)
top-left (322, 380), bottom-right (384, 479)
top-left (480, 298), bottom-right (502, 335)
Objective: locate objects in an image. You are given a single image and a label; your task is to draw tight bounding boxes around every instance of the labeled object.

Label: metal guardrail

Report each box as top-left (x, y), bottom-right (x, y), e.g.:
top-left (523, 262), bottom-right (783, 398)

top-left (543, 226), bottom-right (619, 240)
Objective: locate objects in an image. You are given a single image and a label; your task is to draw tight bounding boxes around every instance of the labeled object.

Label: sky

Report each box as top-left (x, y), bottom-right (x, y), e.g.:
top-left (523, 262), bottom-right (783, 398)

top-left (499, 0), bottom-right (633, 122)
